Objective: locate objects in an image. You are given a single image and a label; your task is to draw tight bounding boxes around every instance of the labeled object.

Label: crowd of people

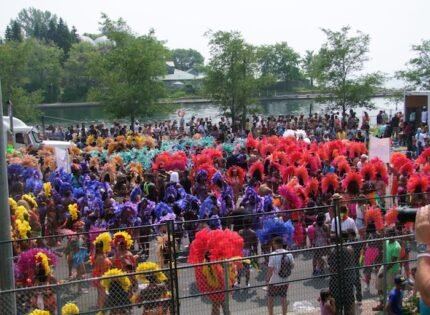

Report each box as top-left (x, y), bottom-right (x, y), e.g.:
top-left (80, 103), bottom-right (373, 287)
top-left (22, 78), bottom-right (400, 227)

top-left (7, 112), bottom-right (430, 315)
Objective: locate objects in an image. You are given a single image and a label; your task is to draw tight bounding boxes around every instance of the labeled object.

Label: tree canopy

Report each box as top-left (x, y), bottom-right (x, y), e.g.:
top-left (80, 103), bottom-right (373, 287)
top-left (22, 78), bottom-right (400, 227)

top-left (6, 8), bottom-right (78, 55)
top-left (397, 39), bottom-right (430, 90)
top-left (89, 15), bottom-right (169, 129)
top-left (171, 48), bottom-right (204, 71)
top-left (257, 42), bottom-right (301, 82)
top-left (313, 26), bottom-right (384, 114)
top-left (204, 31), bottom-right (273, 129)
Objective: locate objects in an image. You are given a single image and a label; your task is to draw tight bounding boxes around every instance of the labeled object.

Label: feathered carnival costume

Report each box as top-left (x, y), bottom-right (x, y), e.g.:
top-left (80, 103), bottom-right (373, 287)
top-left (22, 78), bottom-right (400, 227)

top-left (188, 229), bottom-right (244, 303)
top-left (136, 261), bottom-right (168, 284)
top-left (342, 172), bottom-right (363, 196)
top-left (15, 248), bottom-right (57, 286)
top-left (256, 218), bottom-right (295, 248)
top-left (61, 303), bottom-right (80, 315)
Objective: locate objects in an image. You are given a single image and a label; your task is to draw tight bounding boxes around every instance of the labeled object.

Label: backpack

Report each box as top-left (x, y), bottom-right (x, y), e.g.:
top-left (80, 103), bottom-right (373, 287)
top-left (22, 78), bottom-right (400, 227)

top-left (278, 252), bottom-right (292, 278)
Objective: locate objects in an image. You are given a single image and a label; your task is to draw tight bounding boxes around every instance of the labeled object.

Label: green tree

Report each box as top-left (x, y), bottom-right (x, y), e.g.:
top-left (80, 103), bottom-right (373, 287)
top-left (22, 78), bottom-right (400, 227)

top-left (397, 40), bottom-right (430, 90)
top-left (0, 41), bottom-right (43, 122)
top-left (302, 50), bottom-right (315, 87)
top-left (89, 15), bottom-right (169, 130)
top-left (313, 26), bottom-right (384, 114)
top-left (5, 21), bottom-right (24, 42)
top-left (204, 31), bottom-right (272, 129)
top-left (14, 7), bottom-right (57, 38)
top-left (171, 48), bottom-right (204, 71)
top-left (8, 8), bottom-right (78, 56)
top-left (23, 39), bottom-right (63, 102)
top-left (257, 42), bottom-right (301, 83)
top-left (63, 42), bottom-right (100, 101)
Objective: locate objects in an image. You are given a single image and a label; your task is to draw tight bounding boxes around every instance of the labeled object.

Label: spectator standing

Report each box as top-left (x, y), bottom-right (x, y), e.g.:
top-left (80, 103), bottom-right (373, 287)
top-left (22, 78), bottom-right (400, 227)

top-left (266, 236), bottom-right (294, 315)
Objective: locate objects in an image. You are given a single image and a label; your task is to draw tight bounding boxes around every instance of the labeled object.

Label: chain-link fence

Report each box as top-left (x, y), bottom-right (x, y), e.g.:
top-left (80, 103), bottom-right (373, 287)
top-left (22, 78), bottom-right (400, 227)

top-left (1, 193), bottom-right (421, 314)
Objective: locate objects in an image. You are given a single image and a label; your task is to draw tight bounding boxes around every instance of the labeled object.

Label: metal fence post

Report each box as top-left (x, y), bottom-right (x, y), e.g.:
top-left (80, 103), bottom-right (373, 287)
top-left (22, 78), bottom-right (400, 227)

top-left (55, 284), bottom-right (62, 315)
top-left (171, 219), bottom-right (180, 315)
top-left (166, 221), bottom-right (175, 315)
top-left (383, 239), bottom-right (388, 314)
top-left (0, 80), bottom-right (16, 315)
top-left (223, 260), bottom-right (231, 315)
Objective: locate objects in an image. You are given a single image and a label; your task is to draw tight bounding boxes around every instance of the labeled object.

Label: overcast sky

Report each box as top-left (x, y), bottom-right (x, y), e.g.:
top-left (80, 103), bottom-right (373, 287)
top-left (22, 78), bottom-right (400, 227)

top-left (1, 0), bottom-right (429, 81)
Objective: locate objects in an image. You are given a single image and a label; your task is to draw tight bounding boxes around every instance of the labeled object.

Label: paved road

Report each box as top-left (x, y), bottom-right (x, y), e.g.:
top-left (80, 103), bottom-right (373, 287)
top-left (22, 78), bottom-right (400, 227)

top-left (40, 238), bottom-right (382, 315)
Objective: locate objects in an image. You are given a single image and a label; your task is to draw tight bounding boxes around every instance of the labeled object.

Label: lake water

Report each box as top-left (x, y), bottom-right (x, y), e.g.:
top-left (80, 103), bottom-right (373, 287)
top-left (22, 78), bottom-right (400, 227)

top-left (41, 97), bottom-right (399, 127)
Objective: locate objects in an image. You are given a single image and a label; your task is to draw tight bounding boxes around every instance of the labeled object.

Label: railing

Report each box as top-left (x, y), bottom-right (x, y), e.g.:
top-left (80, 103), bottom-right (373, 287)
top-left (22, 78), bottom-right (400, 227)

top-left (1, 193), bottom-right (420, 314)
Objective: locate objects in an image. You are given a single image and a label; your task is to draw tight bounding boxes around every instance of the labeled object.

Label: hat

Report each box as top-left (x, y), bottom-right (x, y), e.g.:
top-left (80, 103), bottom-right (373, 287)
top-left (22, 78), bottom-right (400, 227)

top-left (361, 154), bottom-right (368, 160)
top-left (394, 275), bottom-right (408, 286)
top-left (170, 171), bottom-right (179, 183)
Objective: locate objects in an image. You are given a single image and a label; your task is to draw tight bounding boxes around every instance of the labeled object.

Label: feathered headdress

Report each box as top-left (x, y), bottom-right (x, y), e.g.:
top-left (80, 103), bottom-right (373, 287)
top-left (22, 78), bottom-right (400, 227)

top-left (113, 231), bottom-right (133, 249)
top-left (15, 219), bottom-right (31, 239)
top-left (305, 177), bottom-right (319, 197)
top-left (391, 153), bottom-right (409, 170)
top-left (365, 207), bottom-right (384, 231)
top-left (136, 261), bottom-right (167, 283)
top-left (9, 198), bottom-right (17, 212)
top-left (100, 268), bottom-right (131, 292)
top-left (68, 203), bottom-right (79, 221)
top-left (61, 303), bottom-right (80, 315)
top-left (385, 207), bottom-right (399, 226)
top-left (188, 229), bottom-right (244, 263)
top-left (294, 166), bottom-right (309, 185)
top-left (245, 133), bottom-right (259, 151)
top-left (256, 218), bottom-right (294, 246)
top-left (15, 205), bottom-right (29, 221)
top-left (248, 161), bottom-right (264, 181)
top-left (342, 172), bottom-right (363, 195)
top-left (43, 182), bottom-right (52, 198)
top-left (15, 248), bottom-right (57, 282)
top-left (259, 143), bottom-right (275, 157)
top-left (321, 173), bottom-right (339, 193)
top-left (28, 310), bottom-right (50, 315)
top-left (407, 174), bottom-right (429, 193)
top-left (278, 184), bottom-right (303, 209)
top-left (22, 194), bottom-right (37, 209)
top-left (211, 171), bottom-right (224, 186)
top-left (154, 202), bottom-right (173, 220)
top-left (360, 163), bottom-right (376, 181)
top-left (130, 186), bottom-right (142, 203)
top-left (226, 166), bottom-right (245, 186)
top-left (416, 148), bottom-right (430, 165)
top-left (371, 157), bottom-right (389, 184)
top-left (128, 161), bottom-right (144, 177)
top-left (348, 142), bottom-right (367, 159)
top-left (93, 232), bottom-right (112, 254)
top-left (399, 160), bottom-right (414, 176)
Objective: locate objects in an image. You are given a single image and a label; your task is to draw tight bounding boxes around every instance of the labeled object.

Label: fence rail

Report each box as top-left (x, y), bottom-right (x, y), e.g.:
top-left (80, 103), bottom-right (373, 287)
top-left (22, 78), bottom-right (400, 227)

top-left (2, 193), bottom-right (421, 314)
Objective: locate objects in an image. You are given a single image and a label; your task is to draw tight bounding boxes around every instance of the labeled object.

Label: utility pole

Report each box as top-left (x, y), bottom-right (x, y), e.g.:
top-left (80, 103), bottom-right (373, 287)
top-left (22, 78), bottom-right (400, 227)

top-left (0, 80), bottom-right (17, 314)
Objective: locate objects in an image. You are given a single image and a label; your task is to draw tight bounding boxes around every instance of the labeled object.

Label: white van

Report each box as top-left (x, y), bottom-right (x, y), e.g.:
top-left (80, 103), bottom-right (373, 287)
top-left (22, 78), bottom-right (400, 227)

top-left (3, 116), bottom-right (75, 150)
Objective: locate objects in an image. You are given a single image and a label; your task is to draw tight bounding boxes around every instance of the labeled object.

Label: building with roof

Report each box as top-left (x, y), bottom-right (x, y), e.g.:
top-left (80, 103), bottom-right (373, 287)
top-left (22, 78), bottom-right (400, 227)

top-left (161, 62), bottom-right (205, 91)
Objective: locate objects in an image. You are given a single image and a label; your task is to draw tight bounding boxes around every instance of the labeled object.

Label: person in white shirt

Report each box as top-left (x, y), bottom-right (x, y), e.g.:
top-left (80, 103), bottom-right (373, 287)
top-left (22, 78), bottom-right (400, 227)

top-left (266, 236), bottom-right (294, 315)
top-left (356, 154), bottom-right (368, 171)
top-left (331, 205), bottom-right (359, 238)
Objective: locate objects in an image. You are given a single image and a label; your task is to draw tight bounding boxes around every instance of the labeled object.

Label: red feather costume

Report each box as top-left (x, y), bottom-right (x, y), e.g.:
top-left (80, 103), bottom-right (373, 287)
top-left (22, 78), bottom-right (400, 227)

top-left (248, 161), bottom-right (265, 181)
top-left (407, 174), bottom-right (429, 193)
top-left (321, 173), bottom-right (339, 193)
top-left (385, 207), bottom-right (399, 226)
top-left (342, 172), bottom-right (363, 195)
top-left (360, 163), bottom-right (376, 181)
top-left (188, 229), bottom-right (244, 303)
top-left (365, 207), bottom-right (384, 231)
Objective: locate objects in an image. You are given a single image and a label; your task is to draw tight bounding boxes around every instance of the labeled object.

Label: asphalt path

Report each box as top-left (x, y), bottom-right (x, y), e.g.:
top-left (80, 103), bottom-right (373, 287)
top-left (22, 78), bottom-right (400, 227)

top-left (42, 236), bottom-right (383, 315)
